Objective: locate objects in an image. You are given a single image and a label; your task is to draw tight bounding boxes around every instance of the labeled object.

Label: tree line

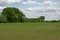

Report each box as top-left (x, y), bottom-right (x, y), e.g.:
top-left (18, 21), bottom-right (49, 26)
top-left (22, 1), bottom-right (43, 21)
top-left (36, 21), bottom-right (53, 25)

top-left (0, 7), bottom-right (59, 23)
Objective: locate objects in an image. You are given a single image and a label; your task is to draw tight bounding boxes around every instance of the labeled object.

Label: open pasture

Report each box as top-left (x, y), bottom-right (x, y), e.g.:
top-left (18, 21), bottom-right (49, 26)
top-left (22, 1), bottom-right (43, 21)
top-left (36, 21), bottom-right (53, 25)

top-left (0, 22), bottom-right (60, 40)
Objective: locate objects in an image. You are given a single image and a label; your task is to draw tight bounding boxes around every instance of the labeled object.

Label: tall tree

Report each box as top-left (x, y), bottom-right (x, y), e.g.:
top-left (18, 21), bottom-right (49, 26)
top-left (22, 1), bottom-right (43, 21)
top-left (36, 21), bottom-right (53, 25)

top-left (38, 16), bottom-right (45, 22)
top-left (2, 7), bottom-right (25, 23)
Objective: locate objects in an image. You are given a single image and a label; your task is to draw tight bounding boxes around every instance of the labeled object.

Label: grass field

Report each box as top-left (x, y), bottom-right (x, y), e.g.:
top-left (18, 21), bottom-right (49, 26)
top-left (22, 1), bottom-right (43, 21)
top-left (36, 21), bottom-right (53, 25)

top-left (0, 22), bottom-right (60, 40)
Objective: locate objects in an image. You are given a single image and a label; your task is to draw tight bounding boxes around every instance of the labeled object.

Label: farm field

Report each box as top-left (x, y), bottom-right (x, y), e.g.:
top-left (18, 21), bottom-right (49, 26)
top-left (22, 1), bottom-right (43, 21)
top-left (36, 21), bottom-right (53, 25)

top-left (0, 22), bottom-right (60, 40)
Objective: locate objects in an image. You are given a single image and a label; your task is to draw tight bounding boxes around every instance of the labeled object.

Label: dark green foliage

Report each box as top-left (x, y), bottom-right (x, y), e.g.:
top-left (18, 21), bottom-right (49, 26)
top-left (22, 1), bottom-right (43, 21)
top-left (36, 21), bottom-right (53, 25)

top-left (37, 16), bottom-right (45, 22)
top-left (0, 7), bottom-right (46, 23)
top-left (1, 7), bottom-right (60, 23)
top-left (1, 7), bottom-right (25, 23)
top-left (23, 16), bottom-right (45, 22)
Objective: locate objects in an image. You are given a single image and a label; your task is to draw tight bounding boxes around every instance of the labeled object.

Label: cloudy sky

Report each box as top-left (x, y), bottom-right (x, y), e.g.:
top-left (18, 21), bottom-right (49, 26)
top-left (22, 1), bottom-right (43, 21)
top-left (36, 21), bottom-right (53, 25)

top-left (0, 0), bottom-right (60, 20)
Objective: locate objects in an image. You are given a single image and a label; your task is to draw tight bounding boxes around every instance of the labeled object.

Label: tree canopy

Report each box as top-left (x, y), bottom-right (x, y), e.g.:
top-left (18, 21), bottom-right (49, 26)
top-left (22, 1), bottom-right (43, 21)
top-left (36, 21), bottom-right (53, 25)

top-left (37, 16), bottom-right (45, 22)
top-left (0, 7), bottom-right (46, 23)
top-left (1, 7), bottom-right (25, 23)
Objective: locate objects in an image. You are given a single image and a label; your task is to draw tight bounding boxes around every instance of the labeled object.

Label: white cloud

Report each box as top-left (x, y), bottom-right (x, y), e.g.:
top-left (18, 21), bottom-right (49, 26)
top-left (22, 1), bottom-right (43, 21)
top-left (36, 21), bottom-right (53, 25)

top-left (0, 6), bottom-right (6, 12)
top-left (0, 0), bottom-right (22, 5)
top-left (43, 1), bottom-right (53, 5)
top-left (38, 0), bottom-right (57, 5)
top-left (27, 0), bottom-right (59, 11)
top-left (0, 7), bottom-right (4, 9)
top-left (27, 6), bottom-right (58, 12)
top-left (38, 3), bottom-right (42, 5)
top-left (26, 0), bottom-right (60, 20)
top-left (27, 7), bottom-right (37, 11)
top-left (0, 0), bottom-right (60, 20)
top-left (3, 0), bottom-right (22, 4)
top-left (0, 6), bottom-right (6, 10)
top-left (0, 0), bottom-right (8, 6)
top-left (22, 0), bottom-right (37, 5)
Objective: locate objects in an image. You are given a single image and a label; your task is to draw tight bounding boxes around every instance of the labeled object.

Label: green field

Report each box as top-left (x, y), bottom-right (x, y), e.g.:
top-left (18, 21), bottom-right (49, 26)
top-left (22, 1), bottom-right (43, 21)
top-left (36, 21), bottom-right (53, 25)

top-left (0, 22), bottom-right (60, 40)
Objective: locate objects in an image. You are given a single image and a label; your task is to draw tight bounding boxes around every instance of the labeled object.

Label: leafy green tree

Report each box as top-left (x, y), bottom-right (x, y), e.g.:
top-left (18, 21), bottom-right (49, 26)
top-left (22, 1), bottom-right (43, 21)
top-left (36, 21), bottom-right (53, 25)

top-left (12, 7), bottom-right (25, 22)
top-left (38, 16), bottom-right (45, 22)
top-left (29, 18), bottom-right (37, 22)
top-left (40, 16), bottom-right (45, 22)
top-left (2, 7), bottom-right (25, 23)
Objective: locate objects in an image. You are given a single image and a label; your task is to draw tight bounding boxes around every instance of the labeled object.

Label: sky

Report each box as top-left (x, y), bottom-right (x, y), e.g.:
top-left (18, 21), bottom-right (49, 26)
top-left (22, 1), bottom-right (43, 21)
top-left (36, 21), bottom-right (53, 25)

top-left (0, 0), bottom-right (60, 20)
